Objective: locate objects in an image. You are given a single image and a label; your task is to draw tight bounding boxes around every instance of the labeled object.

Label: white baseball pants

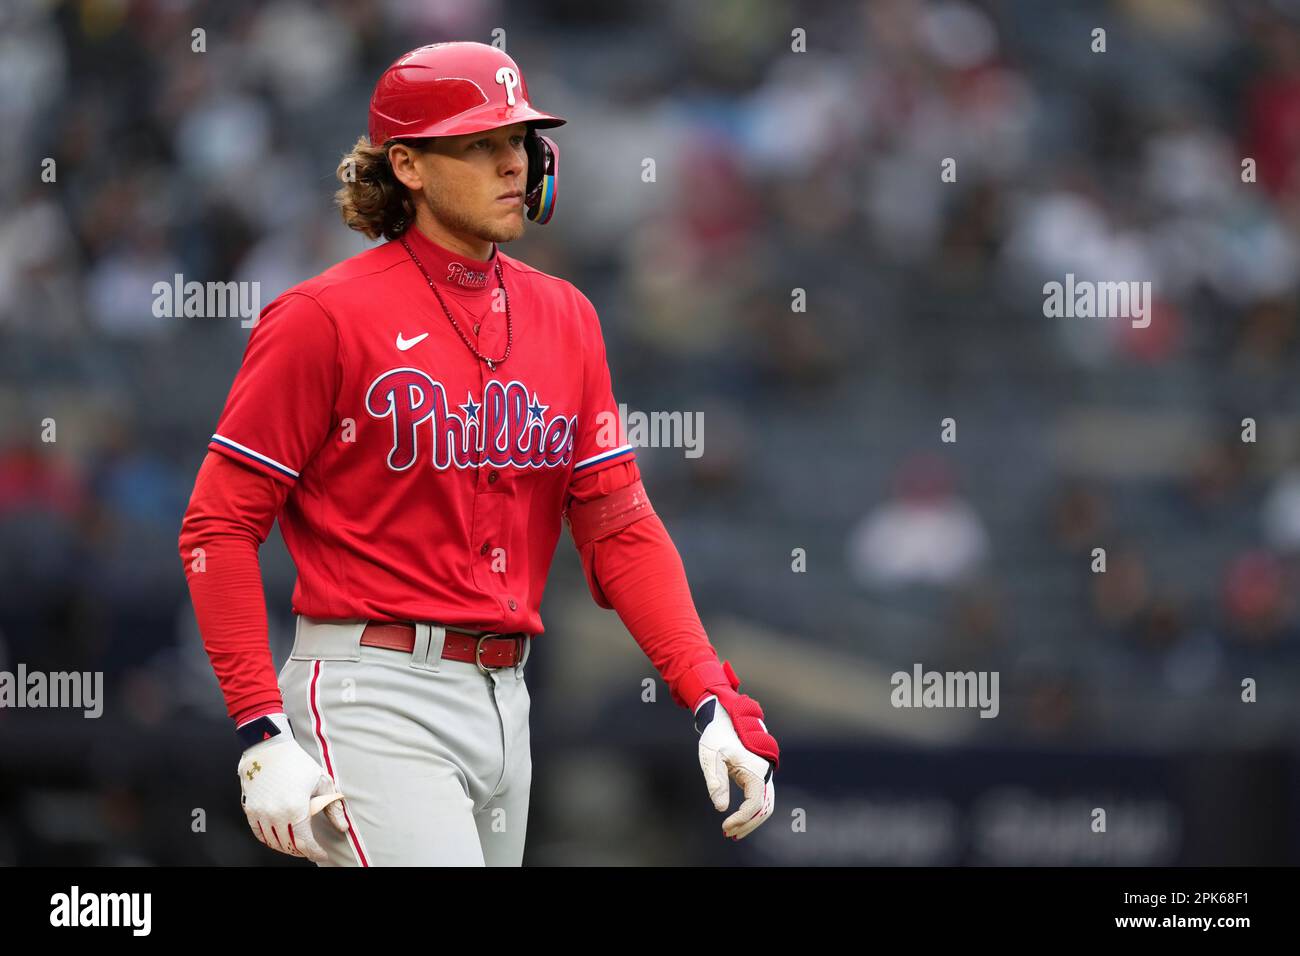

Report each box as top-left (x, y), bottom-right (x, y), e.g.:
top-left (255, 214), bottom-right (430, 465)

top-left (278, 615), bottom-right (533, 866)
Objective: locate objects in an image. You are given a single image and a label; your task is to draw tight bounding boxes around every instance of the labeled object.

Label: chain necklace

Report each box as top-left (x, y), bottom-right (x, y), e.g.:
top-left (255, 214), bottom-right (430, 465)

top-left (399, 236), bottom-right (513, 371)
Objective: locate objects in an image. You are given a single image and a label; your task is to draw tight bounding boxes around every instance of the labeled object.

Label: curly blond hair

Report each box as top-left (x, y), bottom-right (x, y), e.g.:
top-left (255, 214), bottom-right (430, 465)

top-left (334, 137), bottom-right (423, 241)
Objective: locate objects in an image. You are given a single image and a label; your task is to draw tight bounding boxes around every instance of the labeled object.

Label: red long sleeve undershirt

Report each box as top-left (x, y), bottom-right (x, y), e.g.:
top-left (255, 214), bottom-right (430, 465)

top-left (177, 451), bottom-right (719, 726)
top-left (179, 452), bottom-right (289, 725)
top-left (563, 459), bottom-right (721, 709)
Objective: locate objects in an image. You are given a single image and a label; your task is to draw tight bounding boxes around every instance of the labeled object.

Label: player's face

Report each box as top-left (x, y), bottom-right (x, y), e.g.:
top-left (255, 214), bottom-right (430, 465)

top-left (410, 122), bottom-right (531, 246)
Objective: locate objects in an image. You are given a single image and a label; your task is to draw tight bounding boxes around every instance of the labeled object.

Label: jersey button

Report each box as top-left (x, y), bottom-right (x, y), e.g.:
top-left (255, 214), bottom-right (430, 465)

top-left (480, 542), bottom-right (490, 555)
top-left (473, 323), bottom-right (481, 334)
top-left (488, 470), bottom-right (499, 484)
top-left (508, 599), bottom-right (517, 611)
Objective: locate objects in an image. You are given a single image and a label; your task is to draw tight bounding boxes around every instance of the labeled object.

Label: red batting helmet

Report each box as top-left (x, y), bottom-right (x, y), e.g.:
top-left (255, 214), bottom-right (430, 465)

top-left (368, 42), bottom-right (565, 224)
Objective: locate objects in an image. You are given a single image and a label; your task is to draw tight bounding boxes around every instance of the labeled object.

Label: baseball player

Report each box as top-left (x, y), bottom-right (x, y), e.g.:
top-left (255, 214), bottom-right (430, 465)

top-left (178, 41), bottom-right (779, 866)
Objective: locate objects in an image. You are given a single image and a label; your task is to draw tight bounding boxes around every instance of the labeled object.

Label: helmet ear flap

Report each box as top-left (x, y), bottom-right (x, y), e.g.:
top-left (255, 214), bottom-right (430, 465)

top-left (524, 131), bottom-right (559, 224)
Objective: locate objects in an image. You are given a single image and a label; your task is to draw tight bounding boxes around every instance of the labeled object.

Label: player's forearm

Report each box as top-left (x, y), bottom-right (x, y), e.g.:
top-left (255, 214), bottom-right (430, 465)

top-left (181, 531), bottom-right (285, 722)
top-left (584, 512), bottom-right (720, 709)
top-left (178, 452), bottom-right (288, 724)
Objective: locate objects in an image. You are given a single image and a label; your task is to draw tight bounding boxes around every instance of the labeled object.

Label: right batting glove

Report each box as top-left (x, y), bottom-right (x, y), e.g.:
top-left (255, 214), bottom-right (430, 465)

top-left (236, 713), bottom-right (348, 863)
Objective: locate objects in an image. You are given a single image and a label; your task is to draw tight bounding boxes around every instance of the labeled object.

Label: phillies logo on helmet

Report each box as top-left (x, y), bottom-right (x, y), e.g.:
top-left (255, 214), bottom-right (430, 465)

top-left (495, 66), bottom-right (519, 106)
top-left (366, 370), bottom-right (576, 472)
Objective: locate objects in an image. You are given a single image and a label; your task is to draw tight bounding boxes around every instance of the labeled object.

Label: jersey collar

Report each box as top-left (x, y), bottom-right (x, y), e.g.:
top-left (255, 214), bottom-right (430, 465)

top-left (398, 225), bottom-right (499, 297)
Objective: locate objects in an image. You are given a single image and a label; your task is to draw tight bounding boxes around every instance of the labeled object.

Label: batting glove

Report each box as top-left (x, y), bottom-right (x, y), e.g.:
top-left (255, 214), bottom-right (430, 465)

top-left (236, 714), bottom-right (348, 863)
top-left (694, 693), bottom-right (777, 840)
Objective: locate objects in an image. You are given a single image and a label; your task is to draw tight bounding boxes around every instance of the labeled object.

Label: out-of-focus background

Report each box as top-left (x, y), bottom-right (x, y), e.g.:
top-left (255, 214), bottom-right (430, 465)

top-left (2, 0), bottom-right (1300, 865)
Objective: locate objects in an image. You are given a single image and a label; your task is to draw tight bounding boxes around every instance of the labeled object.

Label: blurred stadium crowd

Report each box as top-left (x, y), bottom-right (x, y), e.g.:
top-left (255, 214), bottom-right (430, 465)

top-left (2, 0), bottom-right (1300, 863)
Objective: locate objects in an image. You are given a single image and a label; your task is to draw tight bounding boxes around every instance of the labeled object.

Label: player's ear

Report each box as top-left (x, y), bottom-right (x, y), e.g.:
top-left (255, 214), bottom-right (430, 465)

top-left (387, 140), bottom-right (429, 192)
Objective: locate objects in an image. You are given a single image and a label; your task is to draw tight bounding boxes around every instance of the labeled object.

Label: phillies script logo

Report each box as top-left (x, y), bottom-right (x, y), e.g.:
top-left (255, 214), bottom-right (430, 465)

top-left (366, 370), bottom-right (577, 471)
top-left (447, 261), bottom-right (489, 289)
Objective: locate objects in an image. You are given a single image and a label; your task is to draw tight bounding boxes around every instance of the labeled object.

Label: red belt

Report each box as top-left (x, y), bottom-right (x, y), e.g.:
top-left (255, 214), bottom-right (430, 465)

top-left (361, 622), bottom-right (528, 673)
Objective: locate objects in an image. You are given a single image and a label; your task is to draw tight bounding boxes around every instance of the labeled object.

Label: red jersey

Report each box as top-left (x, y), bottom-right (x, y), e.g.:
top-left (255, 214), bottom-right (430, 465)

top-left (206, 225), bottom-right (635, 635)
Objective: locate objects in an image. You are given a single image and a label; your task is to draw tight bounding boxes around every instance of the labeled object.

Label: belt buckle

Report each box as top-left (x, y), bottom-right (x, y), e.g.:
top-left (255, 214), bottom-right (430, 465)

top-left (474, 633), bottom-right (523, 674)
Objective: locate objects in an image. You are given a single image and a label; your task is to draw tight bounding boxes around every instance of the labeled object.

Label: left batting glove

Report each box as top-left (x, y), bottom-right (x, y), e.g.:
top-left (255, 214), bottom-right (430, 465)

top-left (693, 690), bottom-right (778, 840)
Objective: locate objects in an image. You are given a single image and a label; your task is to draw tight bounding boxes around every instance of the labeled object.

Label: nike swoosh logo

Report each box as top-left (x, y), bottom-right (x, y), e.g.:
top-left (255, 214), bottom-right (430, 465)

top-left (396, 332), bottom-right (429, 351)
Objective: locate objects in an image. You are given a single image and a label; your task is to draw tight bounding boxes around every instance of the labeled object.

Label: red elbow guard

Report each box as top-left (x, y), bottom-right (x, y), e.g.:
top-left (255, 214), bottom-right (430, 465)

top-left (563, 479), bottom-right (655, 548)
